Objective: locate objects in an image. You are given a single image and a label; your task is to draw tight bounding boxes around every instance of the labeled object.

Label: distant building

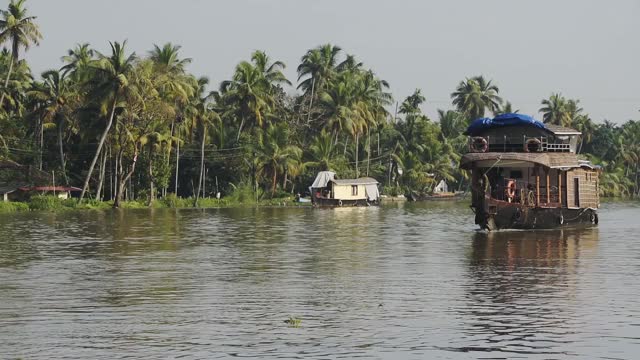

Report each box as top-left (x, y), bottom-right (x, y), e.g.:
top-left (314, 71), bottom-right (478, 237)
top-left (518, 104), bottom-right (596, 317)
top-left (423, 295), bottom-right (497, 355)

top-left (0, 160), bottom-right (78, 202)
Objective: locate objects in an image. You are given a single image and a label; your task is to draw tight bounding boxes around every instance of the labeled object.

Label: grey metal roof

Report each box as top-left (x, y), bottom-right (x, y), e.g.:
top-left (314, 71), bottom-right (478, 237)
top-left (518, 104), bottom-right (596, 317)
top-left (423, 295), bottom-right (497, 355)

top-left (0, 185), bottom-right (25, 194)
top-left (331, 177), bottom-right (379, 185)
top-left (545, 124), bottom-right (582, 135)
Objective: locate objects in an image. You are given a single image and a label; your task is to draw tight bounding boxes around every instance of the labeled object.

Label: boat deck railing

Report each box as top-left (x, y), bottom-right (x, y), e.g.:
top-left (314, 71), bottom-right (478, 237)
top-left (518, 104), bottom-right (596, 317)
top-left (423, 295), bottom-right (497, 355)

top-left (486, 178), bottom-right (562, 208)
top-left (470, 136), bottom-right (572, 153)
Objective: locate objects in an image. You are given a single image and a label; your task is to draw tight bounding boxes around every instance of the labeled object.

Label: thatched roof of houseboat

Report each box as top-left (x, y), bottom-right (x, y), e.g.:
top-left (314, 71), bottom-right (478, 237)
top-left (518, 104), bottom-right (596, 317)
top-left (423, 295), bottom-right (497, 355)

top-left (331, 177), bottom-right (379, 185)
top-left (460, 152), bottom-right (581, 170)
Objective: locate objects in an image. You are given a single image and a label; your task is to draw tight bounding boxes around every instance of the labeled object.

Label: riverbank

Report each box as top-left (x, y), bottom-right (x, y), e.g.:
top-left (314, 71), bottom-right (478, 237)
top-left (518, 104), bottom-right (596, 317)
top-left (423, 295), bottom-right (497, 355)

top-left (1, 195), bottom-right (635, 213)
top-left (0, 194), bottom-right (311, 213)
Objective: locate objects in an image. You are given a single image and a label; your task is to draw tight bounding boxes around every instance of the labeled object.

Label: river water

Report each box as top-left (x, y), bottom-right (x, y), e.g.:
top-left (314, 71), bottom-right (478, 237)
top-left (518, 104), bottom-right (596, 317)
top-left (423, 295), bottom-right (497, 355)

top-left (0, 201), bottom-right (639, 359)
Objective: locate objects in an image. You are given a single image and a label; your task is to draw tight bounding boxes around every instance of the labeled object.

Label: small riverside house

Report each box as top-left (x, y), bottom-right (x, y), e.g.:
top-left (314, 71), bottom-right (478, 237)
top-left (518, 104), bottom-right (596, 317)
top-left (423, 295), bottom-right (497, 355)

top-left (0, 160), bottom-right (80, 201)
top-left (310, 171), bottom-right (380, 207)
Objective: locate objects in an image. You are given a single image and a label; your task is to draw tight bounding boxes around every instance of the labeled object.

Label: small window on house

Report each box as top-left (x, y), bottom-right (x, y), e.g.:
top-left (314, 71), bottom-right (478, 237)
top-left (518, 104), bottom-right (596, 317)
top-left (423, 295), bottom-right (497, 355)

top-left (351, 185), bottom-right (358, 196)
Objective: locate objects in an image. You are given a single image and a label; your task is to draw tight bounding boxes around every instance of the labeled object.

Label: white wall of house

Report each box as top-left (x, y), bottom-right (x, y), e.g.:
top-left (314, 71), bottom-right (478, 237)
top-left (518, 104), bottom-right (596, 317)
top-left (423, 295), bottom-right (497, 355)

top-left (332, 184), bottom-right (367, 200)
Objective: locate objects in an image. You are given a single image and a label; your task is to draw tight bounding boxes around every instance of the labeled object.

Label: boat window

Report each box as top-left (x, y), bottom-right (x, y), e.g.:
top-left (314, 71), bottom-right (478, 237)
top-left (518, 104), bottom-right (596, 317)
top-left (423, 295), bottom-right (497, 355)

top-left (510, 170), bottom-right (523, 179)
top-left (351, 185), bottom-right (358, 196)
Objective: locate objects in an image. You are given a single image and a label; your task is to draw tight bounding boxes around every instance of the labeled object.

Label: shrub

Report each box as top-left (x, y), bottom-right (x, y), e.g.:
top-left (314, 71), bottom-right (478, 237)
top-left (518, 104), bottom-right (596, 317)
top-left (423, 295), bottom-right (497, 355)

top-left (0, 201), bottom-right (29, 213)
top-left (225, 183), bottom-right (261, 205)
top-left (162, 194), bottom-right (193, 208)
top-left (28, 195), bottom-right (64, 211)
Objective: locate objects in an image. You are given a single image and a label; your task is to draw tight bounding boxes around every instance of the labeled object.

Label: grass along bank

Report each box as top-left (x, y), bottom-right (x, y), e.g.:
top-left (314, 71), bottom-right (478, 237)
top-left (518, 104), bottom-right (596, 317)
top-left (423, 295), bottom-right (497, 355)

top-left (0, 187), bottom-right (308, 213)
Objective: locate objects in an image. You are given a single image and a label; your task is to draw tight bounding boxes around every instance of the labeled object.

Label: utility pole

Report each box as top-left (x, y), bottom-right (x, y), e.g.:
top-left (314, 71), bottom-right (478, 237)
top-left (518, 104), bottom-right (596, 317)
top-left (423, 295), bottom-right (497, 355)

top-left (174, 141), bottom-right (180, 195)
top-left (388, 154), bottom-right (392, 187)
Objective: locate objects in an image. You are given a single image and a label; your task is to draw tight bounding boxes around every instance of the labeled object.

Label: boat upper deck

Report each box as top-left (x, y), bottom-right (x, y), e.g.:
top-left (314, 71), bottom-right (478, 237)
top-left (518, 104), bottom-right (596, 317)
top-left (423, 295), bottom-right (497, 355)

top-left (465, 114), bottom-right (582, 154)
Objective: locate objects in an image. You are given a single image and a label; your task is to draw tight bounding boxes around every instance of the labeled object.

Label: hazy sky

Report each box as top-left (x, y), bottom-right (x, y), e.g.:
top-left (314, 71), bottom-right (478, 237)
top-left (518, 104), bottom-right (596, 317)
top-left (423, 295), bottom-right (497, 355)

top-left (22, 0), bottom-right (640, 123)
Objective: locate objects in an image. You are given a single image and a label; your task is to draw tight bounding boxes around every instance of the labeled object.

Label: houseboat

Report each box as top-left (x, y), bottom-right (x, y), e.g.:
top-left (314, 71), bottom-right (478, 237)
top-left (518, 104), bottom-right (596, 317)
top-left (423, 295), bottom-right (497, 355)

top-left (309, 171), bottom-right (380, 207)
top-left (410, 180), bottom-right (466, 201)
top-left (460, 113), bottom-right (600, 230)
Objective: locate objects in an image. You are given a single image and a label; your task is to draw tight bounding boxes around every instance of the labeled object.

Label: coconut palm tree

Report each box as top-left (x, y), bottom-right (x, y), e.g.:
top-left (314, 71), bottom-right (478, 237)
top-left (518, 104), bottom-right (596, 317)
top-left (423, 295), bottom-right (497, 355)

top-left (297, 44), bottom-right (342, 123)
top-left (539, 93), bottom-right (571, 126)
top-left (0, 47), bottom-right (31, 115)
top-left (494, 101), bottom-right (519, 115)
top-left (79, 40), bottom-right (136, 201)
top-left (251, 50), bottom-right (291, 88)
top-left (437, 109), bottom-right (464, 139)
top-left (307, 129), bottom-right (342, 171)
top-left (451, 76), bottom-right (502, 121)
top-left (297, 44), bottom-right (342, 94)
top-left (27, 69), bottom-right (73, 183)
top-left (254, 122), bottom-right (302, 196)
top-left (0, 0), bottom-right (41, 108)
top-left (61, 43), bottom-right (95, 79)
top-left (185, 76), bottom-right (218, 206)
top-left (399, 89), bottom-right (426, 144)
top-left (224, 58), bottom-right (275, 139)
top-left (149, 43), bottom-right (191, 74)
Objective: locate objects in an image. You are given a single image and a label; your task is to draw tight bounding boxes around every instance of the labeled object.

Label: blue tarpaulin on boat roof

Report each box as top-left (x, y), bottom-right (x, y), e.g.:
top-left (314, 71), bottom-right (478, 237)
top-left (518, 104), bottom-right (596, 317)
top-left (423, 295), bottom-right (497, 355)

top-left (464, 113), bottom-right (546, 135)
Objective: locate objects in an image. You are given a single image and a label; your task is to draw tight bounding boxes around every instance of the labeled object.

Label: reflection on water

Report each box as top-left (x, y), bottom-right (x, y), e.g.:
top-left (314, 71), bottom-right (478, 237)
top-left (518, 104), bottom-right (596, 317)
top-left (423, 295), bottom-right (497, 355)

top-left (454, 229), bottom-right (601, 357)
top-left (0, 202), bottom-right (639, 359)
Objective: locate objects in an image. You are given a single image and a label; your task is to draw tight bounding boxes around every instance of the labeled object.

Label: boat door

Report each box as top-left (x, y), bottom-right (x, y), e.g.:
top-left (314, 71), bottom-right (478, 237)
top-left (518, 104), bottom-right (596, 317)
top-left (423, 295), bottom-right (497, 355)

top-left (573, 177), bottom-right (580, 207)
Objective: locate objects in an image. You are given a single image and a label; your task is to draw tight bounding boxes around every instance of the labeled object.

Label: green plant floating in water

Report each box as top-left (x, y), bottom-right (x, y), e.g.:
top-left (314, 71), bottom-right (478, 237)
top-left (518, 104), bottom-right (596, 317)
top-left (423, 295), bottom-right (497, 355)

top-left (284, 316), bottom-right (301, 327)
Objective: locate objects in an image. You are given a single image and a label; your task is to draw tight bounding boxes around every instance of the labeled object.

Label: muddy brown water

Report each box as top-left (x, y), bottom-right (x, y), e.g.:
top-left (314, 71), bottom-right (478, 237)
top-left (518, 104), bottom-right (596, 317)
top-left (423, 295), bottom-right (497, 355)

top-left (1, 201), bottom-right (639, 359)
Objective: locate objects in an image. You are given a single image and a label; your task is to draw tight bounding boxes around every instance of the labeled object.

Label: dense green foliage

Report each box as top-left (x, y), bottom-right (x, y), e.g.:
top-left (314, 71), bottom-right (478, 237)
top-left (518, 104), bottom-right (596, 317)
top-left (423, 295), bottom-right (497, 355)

top-left (0, 0), bottom-right (638, 208)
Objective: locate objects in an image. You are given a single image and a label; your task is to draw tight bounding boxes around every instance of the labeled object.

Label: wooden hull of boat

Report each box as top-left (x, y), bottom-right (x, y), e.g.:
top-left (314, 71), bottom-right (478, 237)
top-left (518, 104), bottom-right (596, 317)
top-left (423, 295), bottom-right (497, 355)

top-left (312, 198), bottom-right (379, 207)
top-left (474, 203), bottom-right (598, 230)
top-left (413, 193), bottom-right (466, 201)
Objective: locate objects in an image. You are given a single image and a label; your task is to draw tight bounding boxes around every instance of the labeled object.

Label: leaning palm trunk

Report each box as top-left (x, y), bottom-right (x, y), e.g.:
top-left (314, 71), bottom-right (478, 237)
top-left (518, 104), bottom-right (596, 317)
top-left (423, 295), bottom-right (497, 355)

top-left (113, 149), bottom-right (138, 208)
top-left (306, 77), bottom-right (315, 124)
top-left (194, 126), bottom-right (206, 207)
top-left (57, 118), bottom-right (69, 185)
top-left (80, 96), bottom-right (118, 202)
top-left (147, 153), bottom-right (154, 206)
top-left (34, 117), bottom-right (42, 171)
top-left (95, 149), bottom-right (107, 201)
top-left (236, 118), bottom-right (245, 142)
top-left (0, 57), bottom-right (14, 109)
top-left (343, 136), bottom-right (349, 156)
top-left (271, 166), bottom-right (278, 197)
top-left (174, 140), bottom-right (180, 195)
top-left (366, 128), bottom-right (371, 177)
top-left (355, 133), bottom-right (359, 178)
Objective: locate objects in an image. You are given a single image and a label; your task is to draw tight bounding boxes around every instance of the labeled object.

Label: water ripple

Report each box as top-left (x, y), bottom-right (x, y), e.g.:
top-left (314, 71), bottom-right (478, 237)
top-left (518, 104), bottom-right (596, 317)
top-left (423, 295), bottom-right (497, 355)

top-left (0, 201), bottom-right (639, 359)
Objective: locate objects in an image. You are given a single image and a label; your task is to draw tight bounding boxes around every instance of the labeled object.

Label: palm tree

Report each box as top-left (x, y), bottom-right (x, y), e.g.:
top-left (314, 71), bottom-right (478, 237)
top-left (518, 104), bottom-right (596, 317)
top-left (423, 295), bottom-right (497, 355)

top-left (539, 93), bottom-right (571, 126)
top-left (148, 42), bottom-right (193, 195)
top-left (254, 122), bottom-right (302, 196)
top-left (451, 76), bottom-right (502, 121)
top-left (251, 50), bottom-right (291, 87)
top-left (27, 69), bottom-right (73, 183)
top-left (0, 0), bottom-right (41, 108)
top-left (0, 47), bottom-right (31, 115)
top-left (399, 89), bottom-right (426, 143)
top-left (494, 101), bottom-right (519, 115)
top-left (140, 131), bottom-right (171, 205)
top-left (571, 114), bottom-right (595, 153)
top-left (297, 44), bottom-right (342, 94)
top-left (297, 44), bottom-right (342, 123)
top-left (437, 109), bottom-right (465, 139)
top-left (225, 61), bottom-right (270, 140)
top-left (61, 43), bottom-right (95, 79)
top-left (149, 43), bottom-right (192, 74)
top-left (79, 40), bottom-right (136, 201)
top-left (186, 76), bottom-right (217, 206)
top-left (307, 129), bottom-right (342, 171)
